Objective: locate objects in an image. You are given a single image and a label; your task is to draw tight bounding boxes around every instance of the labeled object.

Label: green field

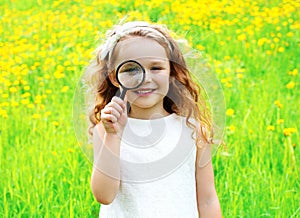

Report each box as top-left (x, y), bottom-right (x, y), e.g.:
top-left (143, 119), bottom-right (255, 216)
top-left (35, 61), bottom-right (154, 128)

top-left (0, 0), bottom-right (299, 217)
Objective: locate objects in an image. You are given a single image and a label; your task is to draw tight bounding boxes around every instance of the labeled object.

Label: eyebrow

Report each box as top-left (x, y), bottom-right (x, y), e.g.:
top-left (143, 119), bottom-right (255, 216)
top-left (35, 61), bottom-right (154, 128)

top-left (149, 60), bottom-right (168, 65)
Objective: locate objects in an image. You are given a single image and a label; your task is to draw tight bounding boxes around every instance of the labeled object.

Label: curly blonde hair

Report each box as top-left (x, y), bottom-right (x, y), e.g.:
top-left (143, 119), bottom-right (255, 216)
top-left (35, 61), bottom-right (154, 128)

top-left (83, 21), bottom-right (213, 148)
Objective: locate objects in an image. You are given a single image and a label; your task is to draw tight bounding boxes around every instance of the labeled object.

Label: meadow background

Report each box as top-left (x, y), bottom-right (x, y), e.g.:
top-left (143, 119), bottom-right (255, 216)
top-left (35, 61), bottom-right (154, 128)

top-left (0, 0), bottom-right (299, 217)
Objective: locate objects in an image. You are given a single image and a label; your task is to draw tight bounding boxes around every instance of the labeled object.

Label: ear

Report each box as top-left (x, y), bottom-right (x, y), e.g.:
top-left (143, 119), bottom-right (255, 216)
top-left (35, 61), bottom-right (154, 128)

top-left (108, 72), bottom-right (119, 88)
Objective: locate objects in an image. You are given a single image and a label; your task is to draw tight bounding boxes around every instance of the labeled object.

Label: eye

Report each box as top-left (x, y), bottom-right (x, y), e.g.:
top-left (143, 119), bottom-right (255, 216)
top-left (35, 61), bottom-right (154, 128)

top-left (151, 66), bottom-right (163, 71)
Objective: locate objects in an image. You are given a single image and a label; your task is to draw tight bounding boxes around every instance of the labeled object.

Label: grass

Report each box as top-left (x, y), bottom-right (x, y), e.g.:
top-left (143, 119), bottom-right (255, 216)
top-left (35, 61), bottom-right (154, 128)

top-left (0, 0), bottom-right (299, 217)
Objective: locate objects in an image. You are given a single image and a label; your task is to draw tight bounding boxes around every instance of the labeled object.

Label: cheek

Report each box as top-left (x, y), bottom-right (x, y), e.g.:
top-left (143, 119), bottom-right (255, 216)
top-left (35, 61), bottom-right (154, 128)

top-left (156, 73), bottom-right (170, 89)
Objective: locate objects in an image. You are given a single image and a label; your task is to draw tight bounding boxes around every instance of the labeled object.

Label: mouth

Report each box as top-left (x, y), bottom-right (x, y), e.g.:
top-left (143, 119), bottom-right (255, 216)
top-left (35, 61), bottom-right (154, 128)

top-left (134, 89), bottom-right (156, 96)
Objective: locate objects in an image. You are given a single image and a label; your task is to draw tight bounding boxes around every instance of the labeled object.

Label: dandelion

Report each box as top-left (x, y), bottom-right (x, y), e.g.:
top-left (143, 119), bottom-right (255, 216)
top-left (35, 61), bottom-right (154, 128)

top-left (277, 119), bottom-right (284, 124)
top-left (274, 100), bottom-right (283, 108)
top-left (266, 50), bottom-right (272, 55)
top-left (278, 47), bottom-right (285, 52)
top-left (225, 83), bottom-right (232, 88)
top-left (226, 108), bottom-right (235, 116)
top-left (27, 104), bottom-right (35, 109)
top-left (9, 87), bottom-right (17, 93)
top-left (267, 125), bottom-right (275, 131)
top-left (21, 99), bottom-right (30, 105)
top-left (224, 56), bottom-right (231, 60)
top-left (52, 151), bottom-right (57, 156)
top-left (237, 74), bottom-right (244, 79)
top-left (286, 81), bottom-right (295, 89)
top-left (32, 113), bottom-right (41, 119)
top-left (224, 68), bottom-right (231, 74)
top-left (0, 109), bottom-right (8, 118)
top-left (196, 44), bottom-right (205, 51)
top-left (1, 102), bottom-right (9, 107)
top-left (24, 85), bottom-right (30, 91)
top-left (228, 125), bottom-right (235, 132)
top-left (237, 33), bottom-right (247, 41)
top-left (54, 71), bottom-right (65, 79)
top-left (61, 86), bottom-right (69, 93)
top-left (283, 128), bottom-right (297, 136)
top-left (11, 101), bottom-right (19, 107)
top-left (2, 93), bottom-right (9, 98)
top-left (44, 74), bottom-right (51, 79)
top-left (45, 111), bottom-right (52, 117)
top-left (21, 92), bottom-right (31, 98)
top-left (288, 69), bottom-right (298, 76)
top-left (52, 121), bottom-right (59, 126)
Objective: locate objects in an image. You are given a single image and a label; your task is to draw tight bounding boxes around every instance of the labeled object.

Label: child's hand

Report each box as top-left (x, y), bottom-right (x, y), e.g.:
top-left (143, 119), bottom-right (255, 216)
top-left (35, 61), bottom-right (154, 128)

top-left (100, 96), bottom-right (128, 135)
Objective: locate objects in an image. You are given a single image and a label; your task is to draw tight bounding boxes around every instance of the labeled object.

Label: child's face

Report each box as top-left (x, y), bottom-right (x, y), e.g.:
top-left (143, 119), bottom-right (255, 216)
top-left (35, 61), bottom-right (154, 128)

top-left (112, 37), bottom-right (170, 117)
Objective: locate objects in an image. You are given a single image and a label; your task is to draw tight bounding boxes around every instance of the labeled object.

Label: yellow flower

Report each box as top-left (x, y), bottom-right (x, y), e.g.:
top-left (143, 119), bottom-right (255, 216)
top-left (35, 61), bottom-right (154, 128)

top-left (278, 47), bottom-right (285, 53)
top-left (32, 113), bottom-right (41, 119)
top-left (225, 83), bottom-right (232, 88)
top-left (52, 121), bottom-right (59, 126)
top-left (288, 69), bottom-right (298, 76)
top-left (228, 125), bottom-right (235, 132)
top-left (286, 81), bottom-right (295, 89)
top-left (9, 87), bottom-right (17, 93)
top-left (237, 74), bottom-right (244, 79)
top-left (2, 94), bottom-right (9, 98)
top-left (224, 68), bottom-right (231, 74)
top-left (45, 111), bottom-right (52, 117)
top-left (283, 128), bottom-right (297, 136)
top-left (273, 38), bottom-right (280, 43)
top-left (1, 102), bottom-right (9, 107)
top-left (274, 100), bottom-right (283, 108)
top-left (226, 108), bottom-right (235, 116)
top-left (237, 33), bottom-right (247, 41)
top-left (11, 101), bottom-right (19, 107)
top-left (277, 119), bottom-right (284, 124)
top-left (21, 92), bottom-right (31, 98)
top-left (224, 56), bottom-right (231, 60)
top-left (267, 125), bottom-right (275, 131)
top-left (61, 86), bottom-right (69, 93)
top-left (21, 99), bottom-right (30, 105)
top-left (196, 44), bottom-right (205, 51)
top-left (27, 104), bottom-right (34, 109)
top-left (0, 109), bottom-right (8, 118)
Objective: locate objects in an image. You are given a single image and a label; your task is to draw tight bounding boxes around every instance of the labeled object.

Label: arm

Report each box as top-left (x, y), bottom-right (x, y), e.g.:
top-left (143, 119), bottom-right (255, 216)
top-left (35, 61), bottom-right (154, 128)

top-left (90, 97), bottom-right (127, 205)
top-left (196, 143), bottom-right (222, 217)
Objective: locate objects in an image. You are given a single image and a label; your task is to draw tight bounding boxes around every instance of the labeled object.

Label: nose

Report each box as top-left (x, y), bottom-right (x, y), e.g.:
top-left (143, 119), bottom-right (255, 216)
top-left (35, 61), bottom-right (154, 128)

top-left (143, 68), bottom-right (152, 83)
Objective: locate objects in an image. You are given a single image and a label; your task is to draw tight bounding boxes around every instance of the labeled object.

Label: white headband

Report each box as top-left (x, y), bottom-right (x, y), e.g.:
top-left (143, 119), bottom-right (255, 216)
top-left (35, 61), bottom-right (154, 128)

top-left (100, 21), bottom-right (173, 60)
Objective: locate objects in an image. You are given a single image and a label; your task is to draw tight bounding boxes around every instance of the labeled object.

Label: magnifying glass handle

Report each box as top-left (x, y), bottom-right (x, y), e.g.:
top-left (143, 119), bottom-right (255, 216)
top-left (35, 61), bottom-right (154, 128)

top-left (119, 89), bottom-right (126, 100)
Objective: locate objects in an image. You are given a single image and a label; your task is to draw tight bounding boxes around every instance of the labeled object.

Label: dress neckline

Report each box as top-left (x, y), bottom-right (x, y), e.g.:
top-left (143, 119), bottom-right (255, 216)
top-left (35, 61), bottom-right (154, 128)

top-left (127, 113), bottom-right (176, 123)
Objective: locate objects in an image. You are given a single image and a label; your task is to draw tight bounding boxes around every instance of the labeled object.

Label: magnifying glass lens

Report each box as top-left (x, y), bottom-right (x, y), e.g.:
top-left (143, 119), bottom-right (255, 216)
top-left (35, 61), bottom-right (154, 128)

top-left (117, 62), bottom-right (144, 89)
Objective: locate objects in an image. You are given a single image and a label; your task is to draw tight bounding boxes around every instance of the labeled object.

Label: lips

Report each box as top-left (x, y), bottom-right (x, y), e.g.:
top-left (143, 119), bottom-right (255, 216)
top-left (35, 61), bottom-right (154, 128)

top-left (134, 88), bottom-right (156, 96)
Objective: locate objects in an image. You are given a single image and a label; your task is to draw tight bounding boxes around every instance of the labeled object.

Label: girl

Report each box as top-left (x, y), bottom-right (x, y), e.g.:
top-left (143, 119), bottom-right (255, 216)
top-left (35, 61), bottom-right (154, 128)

top-left (85, 21), bottom-right (222, 217)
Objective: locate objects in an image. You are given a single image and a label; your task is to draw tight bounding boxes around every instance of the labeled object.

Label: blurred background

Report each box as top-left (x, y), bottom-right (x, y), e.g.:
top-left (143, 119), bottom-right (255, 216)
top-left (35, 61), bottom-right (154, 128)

top-left (0, 0), bottom-right (299, 217)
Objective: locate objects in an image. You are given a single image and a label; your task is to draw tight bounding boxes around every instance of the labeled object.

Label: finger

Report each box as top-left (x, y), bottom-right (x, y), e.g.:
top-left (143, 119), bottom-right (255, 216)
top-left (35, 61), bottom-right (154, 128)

top-left (101, 107), bottom-right (121, 120)
top-left (112, 96), bottom-right (126, 112)
top-left (101, 113), bottom-right (118, 123)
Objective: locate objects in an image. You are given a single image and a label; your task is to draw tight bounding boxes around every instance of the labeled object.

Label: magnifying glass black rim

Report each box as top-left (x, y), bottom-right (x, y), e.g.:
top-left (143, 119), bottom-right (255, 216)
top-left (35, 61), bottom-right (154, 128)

top-left (116, 60), bottom-right (146, 90)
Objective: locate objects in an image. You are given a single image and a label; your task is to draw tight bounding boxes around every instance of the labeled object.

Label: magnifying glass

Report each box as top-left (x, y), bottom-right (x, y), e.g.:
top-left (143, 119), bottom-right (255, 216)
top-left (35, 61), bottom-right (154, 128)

top-left (116, 60), bottom-right (146, 99)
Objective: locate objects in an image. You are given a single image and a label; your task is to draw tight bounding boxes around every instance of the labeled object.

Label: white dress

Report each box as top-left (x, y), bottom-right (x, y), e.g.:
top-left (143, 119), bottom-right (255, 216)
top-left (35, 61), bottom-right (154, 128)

top-left (98, 113), bottom-right (198, 218)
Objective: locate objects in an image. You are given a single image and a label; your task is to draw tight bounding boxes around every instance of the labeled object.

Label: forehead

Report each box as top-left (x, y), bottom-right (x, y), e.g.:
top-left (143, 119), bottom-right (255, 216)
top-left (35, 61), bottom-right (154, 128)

top-left (113, 37), bottom-right (168, 67)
